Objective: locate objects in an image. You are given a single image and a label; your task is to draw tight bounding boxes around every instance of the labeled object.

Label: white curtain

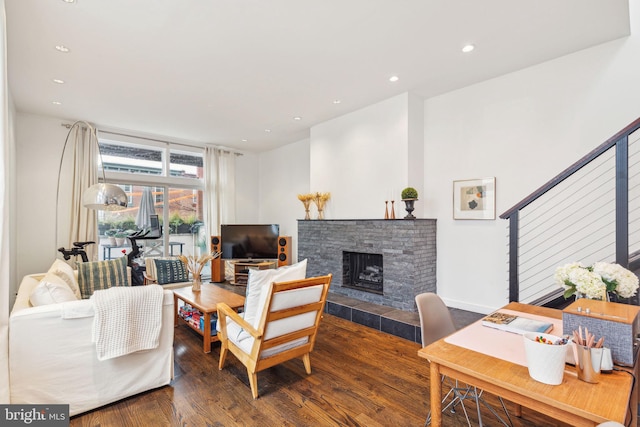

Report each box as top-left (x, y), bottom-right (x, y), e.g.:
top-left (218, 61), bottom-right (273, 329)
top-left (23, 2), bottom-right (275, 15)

top-left (0, 0), bottom-right (11, 403)
top-left (58, 122), bottom-right (99, 261)
top-left (204, 146), bottom-right (236, 241)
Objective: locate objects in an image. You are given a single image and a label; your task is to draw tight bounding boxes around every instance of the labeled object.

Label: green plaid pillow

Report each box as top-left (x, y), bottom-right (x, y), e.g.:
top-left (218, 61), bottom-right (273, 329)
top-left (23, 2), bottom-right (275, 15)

top-left (77, 255), bottom-right (129, 299)
top-left (154, 259), bottom-right (189, 285)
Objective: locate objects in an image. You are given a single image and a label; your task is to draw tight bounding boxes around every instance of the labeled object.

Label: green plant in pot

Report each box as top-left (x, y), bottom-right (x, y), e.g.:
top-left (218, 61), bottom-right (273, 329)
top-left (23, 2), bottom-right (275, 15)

top-left (105, 229), bottom-right (117, 246)
top-left (401, 187), bottom-right (418, 219)
top-left (114, 230), bottom-right (127, 246)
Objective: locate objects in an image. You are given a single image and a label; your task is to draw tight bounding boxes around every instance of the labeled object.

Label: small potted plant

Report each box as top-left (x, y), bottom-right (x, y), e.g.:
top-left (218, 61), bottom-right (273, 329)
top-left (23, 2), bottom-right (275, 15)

top-left (114, 230), bottom-right (127, 247)
top-left (401, 187), bottom-right (418, 219)
top-left (105, 229), bottom-right (117, 246)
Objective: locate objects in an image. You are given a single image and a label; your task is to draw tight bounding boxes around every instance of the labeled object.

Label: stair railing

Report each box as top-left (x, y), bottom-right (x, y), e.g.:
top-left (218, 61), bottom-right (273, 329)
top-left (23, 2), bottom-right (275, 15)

top-left (500, 117), bottom-right (640, 305)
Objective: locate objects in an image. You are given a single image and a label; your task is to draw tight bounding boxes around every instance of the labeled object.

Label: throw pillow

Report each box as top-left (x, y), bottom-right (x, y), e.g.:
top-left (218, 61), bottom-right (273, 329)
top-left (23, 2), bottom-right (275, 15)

top-left (154, 259), bottom-right (189, 285)
top-left (242, 259), bottom-right (308, 332)
top-left (48, 259), bottom-right (81, 299)
top-left (77, 255), bottom-right (129, 299)
top-left (30, 272), bottom-right (78, 306)
top-left (144, 256), bottom-right (178, 283)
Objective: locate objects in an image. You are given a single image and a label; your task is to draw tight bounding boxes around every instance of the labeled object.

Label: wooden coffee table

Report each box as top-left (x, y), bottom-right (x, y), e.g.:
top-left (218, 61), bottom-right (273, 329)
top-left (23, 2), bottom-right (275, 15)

top-left (173, 283), bottom-right (245, 353)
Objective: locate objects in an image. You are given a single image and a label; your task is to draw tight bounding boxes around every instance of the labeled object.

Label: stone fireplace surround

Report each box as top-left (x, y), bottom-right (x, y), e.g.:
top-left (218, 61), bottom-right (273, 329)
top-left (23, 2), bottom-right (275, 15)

top-left (298, 219), bottom-right (436, 312)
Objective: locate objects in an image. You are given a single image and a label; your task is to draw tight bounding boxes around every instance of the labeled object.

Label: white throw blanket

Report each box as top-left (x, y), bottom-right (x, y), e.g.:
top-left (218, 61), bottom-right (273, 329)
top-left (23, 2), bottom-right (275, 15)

top-left (91, 285), bottom-right (164, 361)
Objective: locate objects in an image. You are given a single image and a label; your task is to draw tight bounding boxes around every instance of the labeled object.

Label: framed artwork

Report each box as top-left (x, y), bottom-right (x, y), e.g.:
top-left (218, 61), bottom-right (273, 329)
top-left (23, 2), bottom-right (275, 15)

top-left (453, 177), bottom-right (496, 220)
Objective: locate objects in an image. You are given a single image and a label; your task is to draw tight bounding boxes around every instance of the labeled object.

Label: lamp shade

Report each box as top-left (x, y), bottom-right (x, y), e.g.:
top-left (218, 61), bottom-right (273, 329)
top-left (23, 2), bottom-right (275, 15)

top-left (82, 183), bottom-right (128, 211)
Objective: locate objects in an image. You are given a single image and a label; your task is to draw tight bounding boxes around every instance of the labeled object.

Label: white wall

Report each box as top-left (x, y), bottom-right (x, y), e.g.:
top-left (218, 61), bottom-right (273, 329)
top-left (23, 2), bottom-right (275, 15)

top-left (408, 92), bottom-right (425, 195)
top-left (257, 138), bottom-right (310, 263)
top-left (425, 3), bottom-right (640, 313)
top-left (15, 113), bottom-right (69, 281)
top-left (310, 92), bottom-right (424, 219)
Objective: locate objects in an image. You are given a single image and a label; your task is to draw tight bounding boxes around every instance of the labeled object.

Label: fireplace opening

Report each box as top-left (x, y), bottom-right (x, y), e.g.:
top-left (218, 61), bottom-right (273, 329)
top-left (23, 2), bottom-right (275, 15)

top-left (342, 251), bottom-right (383, 295)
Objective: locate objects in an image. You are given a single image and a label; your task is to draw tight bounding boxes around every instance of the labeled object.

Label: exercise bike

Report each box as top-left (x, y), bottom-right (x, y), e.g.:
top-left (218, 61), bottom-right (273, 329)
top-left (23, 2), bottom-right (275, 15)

top-left (58, 241), bottom-right (95, 263)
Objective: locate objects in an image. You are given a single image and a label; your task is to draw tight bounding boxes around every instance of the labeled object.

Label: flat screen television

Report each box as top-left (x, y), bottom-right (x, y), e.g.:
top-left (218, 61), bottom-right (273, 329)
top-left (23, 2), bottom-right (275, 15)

top-left (220, 224), bottom-right (280, 260)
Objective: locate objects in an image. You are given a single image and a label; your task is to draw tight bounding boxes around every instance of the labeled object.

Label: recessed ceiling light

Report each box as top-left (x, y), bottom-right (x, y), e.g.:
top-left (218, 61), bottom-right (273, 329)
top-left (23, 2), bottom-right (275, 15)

top-left (241, 139), bottom-right (247, 142)
top-left (264, 129), bottom-right (271, 133)
top-left (293, 116), bottom-right (302, 121)
top-left (333, 99), bottom-right (342, 104)
top-left (389, 75), bottom-right (399, 82)
top-left (52, 101), bottom-right (62, 105)
top-left (62, 0), bottom-right (76, 3)
top-left (52, 79), bottom-right (65, 84)
top-left (55, 45), bottom-right (70, 53)
top-left (462, 44), bottom-right (475, 53)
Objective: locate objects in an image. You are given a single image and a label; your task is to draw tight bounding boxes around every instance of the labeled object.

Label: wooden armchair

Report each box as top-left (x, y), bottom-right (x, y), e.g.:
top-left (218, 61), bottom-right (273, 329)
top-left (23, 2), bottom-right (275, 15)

top-left (216, 274), bottom-right (332, 398)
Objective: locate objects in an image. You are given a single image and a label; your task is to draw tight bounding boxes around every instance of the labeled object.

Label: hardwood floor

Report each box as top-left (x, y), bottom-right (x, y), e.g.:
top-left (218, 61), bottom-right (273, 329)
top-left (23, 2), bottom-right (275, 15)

top-left (70, 314), bottom-right (569, 427)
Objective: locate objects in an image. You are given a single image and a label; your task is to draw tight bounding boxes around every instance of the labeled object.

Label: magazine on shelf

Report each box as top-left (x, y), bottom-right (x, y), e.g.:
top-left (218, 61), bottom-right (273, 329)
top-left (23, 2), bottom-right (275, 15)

top-left (481, 311), bottom-right (553, 335)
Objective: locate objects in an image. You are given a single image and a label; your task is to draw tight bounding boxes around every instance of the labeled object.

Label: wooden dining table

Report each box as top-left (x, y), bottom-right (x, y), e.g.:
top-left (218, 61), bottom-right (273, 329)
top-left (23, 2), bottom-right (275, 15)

top-left (418, 302), bottom-right (637, 426)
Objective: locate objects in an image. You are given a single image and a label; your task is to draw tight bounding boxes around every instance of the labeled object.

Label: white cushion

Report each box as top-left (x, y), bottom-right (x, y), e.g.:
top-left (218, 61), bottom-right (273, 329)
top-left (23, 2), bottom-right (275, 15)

top-left (223, 312), bottom-right (310, 359)
top-left (264, 311), bottom-right (317, 341)
top-left (216, 312), bottom-right (245, 336)
top-left (261, 285), bottom-right (323, 340)
top-left (236, 335), bottom-right (309, 359)
top-left (242, 259), bottom-right (307, 330)
top-left (29, 273), bottom-right (78, 306)
top-left (48, 259), bottom-right (81, 299)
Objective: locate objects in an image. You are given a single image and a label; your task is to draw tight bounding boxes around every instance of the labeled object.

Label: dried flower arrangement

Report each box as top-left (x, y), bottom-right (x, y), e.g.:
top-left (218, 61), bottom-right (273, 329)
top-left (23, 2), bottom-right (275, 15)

top-left (312, 192), bottom-right (331, 220)
top-left (178, 252), bottom-right (220, 291)
top-left (297, 193), bottom-right (314, 220)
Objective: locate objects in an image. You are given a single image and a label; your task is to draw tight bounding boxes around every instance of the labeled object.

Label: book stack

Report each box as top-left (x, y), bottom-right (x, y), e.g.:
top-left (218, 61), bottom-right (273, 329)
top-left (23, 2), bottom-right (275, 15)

top-left (179, 303), bottom-right (203, 330)
top-left (178, 303), bottom-right (218, 335)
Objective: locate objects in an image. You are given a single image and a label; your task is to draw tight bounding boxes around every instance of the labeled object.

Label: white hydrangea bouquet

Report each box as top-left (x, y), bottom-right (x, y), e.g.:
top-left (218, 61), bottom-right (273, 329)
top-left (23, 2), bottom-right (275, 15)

top-left (555, 261), bottom-right (639, 300)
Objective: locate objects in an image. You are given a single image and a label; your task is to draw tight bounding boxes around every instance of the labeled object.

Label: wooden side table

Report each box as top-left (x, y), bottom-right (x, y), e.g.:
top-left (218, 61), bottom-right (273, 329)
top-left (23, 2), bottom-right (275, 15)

top-left (173, 283), bottom-right (245, 353)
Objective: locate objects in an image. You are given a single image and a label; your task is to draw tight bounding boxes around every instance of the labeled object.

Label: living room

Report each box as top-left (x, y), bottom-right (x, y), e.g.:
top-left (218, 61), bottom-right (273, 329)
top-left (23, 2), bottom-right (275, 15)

top-left (2, 1), bottom-right (640, 424)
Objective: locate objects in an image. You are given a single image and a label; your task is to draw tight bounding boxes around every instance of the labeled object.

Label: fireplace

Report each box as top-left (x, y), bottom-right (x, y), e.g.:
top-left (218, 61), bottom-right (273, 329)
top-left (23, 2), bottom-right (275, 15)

top-left (298, 219), bottom-right (436, 311)
top-left (343, 251), bottom-right (383, 294)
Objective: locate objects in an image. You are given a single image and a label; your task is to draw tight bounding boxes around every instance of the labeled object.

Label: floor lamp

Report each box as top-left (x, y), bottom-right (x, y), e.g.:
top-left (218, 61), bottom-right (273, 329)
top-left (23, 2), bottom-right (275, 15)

top-left (55, 120), bottom-right (128, 259)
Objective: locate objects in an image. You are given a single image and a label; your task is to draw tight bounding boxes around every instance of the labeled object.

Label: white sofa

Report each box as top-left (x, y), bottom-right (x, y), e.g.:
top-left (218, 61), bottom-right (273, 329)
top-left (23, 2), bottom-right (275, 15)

top-left (9, 272), bottom-right (175, 416)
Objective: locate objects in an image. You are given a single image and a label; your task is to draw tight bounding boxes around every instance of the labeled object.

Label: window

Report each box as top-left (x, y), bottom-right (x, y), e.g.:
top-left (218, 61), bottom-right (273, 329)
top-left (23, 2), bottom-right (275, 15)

top-left (99, 141), bottom-right (163, 176)
top-left (122, 185), bottom-right (133, 206)
top-left (96, 135), bottom-right (207, 277)
top-left (170, 149), bottom-right (203, 178)
top-left (155, 187), bottom-right (164, 204)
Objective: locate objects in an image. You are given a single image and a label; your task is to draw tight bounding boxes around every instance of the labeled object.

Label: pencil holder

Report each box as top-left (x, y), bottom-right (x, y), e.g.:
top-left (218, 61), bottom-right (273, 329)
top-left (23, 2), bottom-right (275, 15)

top-left (573, 343), bottom-right (602, 383)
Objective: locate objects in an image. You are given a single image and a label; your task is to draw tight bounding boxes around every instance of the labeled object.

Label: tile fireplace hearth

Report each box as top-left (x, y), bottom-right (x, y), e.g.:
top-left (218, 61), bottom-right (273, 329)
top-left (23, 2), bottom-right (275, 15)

top-left (298, 219), bottom-right (436, 312)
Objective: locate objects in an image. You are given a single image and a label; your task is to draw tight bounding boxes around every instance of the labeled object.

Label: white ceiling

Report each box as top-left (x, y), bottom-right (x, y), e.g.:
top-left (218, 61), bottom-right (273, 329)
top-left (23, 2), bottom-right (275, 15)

top-left (5, 0), bottom-right (631, 153)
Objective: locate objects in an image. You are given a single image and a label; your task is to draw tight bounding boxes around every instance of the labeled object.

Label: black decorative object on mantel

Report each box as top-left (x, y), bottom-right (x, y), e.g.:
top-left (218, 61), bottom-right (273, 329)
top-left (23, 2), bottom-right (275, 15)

top-left (401, 187), bottom-right (418, 219)
top-left (402, 199), bottom-right (416, 219)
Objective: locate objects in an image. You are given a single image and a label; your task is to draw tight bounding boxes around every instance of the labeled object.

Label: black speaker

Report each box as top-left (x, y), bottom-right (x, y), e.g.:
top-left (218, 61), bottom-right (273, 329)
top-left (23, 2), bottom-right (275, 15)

top-left (277, 236), bottom-right (292, 267)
